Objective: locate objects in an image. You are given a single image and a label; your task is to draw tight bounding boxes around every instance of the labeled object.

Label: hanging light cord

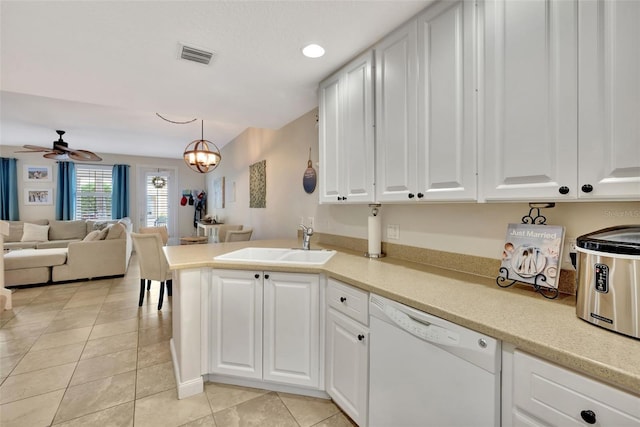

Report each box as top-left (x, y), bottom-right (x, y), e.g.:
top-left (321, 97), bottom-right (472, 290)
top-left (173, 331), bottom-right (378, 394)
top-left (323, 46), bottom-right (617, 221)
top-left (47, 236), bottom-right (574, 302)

top-left (156, 113), bottom-right (198, 125)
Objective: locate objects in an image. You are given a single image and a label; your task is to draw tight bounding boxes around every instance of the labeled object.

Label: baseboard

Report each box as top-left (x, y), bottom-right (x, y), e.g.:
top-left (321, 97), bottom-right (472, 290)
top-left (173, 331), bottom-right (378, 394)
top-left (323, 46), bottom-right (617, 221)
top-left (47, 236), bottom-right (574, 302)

top-left (170, 337), bottom-right (204, 399)
top-left (205, 373), bottom-right (330, 399)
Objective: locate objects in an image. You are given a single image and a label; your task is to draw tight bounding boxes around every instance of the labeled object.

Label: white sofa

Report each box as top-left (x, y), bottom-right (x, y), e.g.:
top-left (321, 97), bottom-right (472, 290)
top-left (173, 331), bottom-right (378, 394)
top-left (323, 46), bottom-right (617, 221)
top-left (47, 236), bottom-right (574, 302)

top-left (3, 218), bottom-right (132, 286)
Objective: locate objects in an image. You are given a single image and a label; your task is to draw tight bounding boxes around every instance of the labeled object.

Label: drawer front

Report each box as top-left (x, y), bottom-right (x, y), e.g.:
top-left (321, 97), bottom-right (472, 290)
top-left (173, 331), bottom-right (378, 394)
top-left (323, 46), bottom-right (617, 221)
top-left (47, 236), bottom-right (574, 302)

top-left (327, 278), bottom-right (368, 325)
top-left (514, 351), bottom-right (640, 426)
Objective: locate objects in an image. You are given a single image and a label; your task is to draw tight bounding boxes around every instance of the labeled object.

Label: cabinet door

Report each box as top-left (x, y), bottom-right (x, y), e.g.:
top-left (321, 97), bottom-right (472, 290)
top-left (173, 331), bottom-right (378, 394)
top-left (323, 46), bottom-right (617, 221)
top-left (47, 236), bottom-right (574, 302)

top-left (343, 51), bottom-right (375, 203)
top-left (416, 0), bottom-right (477, 201)
top-left (263, 272), bottom-right (320, 388)
top-left (513, 351), bottom-right (640, 426)
top-left (579, 0), bottom-right (640, 199)
top-left (326, 308), bottom-right (369, 427)
top-left (375, 21), bottom-right (419, 202)
top-left (319, 73), bottom-right (343, 203)
top-left (210, 270), bottom-right (263, 379)
top-left (481, 0), bottom-right (578, 201)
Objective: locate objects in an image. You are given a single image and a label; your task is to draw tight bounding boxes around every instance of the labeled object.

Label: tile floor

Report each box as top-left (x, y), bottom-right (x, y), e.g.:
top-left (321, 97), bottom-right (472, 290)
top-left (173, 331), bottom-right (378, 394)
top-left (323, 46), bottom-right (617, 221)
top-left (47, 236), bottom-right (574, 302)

top-left (0, 254), bottom-right (356, 427)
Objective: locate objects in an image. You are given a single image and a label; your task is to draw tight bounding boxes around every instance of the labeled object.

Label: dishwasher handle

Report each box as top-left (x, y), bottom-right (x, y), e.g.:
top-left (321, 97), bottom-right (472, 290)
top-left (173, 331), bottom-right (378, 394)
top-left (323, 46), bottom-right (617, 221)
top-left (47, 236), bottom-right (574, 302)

top-left (382, 302), bottom-right (460, 346)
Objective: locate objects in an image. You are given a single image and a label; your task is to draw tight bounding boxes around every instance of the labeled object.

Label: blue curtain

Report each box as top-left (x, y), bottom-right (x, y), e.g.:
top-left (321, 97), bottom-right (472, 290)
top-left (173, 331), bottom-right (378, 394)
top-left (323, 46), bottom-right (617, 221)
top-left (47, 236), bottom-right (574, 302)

top-left (0, 158), bottom-right (19, 220)
top-left (56, 161), bottom-right (76, 220)
top-left (112, 164), bottom-right (130, 219)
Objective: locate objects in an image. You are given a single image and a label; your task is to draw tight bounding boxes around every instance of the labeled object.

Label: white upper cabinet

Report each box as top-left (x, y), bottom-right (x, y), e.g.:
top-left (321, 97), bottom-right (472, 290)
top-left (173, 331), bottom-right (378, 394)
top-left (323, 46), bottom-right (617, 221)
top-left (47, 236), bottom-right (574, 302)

top-left (578, 0), bottom-right (640, 199)
top-left (376, 0), bottom-right (477, 202)
top-left (375, 21), bottom-right (419, 202)
top-left (480, 0), bottom-right (579, 201)
top-left (416, 0), bottom-right (477, 201)
top-left (319, 51), bottom-right (375, 204)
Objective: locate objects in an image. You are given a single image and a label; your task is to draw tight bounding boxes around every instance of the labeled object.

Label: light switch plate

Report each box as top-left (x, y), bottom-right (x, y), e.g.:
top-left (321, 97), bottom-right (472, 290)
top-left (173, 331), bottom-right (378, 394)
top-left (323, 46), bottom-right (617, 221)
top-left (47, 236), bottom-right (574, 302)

top-left (387, 224), bottom-right (400, 240)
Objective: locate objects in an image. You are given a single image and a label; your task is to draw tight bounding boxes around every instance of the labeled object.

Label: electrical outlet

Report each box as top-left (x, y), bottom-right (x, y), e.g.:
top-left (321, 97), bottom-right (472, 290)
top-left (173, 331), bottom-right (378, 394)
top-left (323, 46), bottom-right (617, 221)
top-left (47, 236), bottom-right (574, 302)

top-left (387, 224), bottom-right (400, 240)
top-left (563, 236), bottom-right (577, 269)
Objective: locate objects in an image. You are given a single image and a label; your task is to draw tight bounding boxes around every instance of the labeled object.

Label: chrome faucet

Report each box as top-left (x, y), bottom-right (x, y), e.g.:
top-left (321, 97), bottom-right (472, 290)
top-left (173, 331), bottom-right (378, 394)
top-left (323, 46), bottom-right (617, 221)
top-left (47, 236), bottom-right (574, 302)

top-left (299, 224), bottom-right (313, 250)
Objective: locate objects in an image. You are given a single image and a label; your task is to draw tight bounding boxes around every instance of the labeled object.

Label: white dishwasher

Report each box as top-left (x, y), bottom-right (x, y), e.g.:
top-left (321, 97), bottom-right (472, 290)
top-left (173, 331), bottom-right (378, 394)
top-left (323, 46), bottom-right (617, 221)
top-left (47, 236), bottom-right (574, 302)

top-left (369, 294), bottom-right (501, 427)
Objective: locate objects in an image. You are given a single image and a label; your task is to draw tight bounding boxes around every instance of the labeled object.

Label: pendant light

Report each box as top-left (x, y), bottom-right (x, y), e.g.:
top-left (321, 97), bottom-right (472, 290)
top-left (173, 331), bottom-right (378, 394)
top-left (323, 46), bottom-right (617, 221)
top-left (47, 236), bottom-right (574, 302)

top-left (183, 120), bottom-right (222, 173)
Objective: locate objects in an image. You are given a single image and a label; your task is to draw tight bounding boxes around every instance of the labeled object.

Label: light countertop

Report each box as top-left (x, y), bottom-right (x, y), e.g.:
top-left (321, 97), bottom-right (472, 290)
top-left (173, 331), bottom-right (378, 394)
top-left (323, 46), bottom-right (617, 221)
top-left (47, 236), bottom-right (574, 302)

top-left (164, 239), bottom-right (640, 395)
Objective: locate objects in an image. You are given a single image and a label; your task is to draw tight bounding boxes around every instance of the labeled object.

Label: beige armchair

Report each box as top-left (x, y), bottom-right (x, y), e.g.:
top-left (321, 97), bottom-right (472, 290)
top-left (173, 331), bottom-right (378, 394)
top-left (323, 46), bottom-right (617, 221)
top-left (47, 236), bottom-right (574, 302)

top-left (131, 232), bottom-right (172, 310)
top-left (217, 225), bottom-right (243, 243)
top-left (225, 228), bottom-right (253, 242)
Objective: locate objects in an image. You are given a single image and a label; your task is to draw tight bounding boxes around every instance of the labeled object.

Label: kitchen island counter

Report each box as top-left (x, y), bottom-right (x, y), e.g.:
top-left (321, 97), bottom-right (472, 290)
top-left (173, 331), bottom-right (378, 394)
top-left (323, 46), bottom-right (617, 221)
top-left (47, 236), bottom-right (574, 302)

top-left (164, 239), bottom-right (640, 396)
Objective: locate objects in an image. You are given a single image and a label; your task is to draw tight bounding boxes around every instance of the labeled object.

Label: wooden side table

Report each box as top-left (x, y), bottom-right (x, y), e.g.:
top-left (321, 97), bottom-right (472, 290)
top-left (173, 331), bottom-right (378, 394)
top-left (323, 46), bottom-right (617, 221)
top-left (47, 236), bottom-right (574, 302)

top-left (180, 236), bottom-right (208, 245)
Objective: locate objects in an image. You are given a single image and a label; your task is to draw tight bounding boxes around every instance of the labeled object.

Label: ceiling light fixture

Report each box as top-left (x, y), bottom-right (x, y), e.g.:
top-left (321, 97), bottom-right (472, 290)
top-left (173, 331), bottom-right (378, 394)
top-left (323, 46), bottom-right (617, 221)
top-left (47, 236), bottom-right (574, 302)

top-left (183, 120), bottom-right (222, 174)
top-left (302, 43), bottom-right (325, 58)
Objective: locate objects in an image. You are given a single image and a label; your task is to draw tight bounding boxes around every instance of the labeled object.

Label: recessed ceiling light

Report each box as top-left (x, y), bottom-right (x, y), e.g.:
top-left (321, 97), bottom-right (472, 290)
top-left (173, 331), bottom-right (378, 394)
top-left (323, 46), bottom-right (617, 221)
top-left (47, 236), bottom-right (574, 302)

top-left (302, 44), bottom-right (325, 58)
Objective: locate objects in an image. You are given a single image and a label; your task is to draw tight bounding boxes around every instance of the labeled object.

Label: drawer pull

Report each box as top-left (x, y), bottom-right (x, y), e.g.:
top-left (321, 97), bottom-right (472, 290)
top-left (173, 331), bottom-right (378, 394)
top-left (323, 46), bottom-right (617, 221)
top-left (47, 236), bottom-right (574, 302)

top-left (357, 334), bottom-right (365, 341)
top-left (340, 296), bottom-right (347, 303)
top-left (580, 410), bottom-right (596, 424)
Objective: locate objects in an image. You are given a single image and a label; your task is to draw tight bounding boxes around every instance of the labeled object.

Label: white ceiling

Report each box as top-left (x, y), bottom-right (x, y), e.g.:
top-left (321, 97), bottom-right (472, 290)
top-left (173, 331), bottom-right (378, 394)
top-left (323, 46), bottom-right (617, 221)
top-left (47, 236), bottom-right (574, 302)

top-left (0, 0), bottom-right (432, 160)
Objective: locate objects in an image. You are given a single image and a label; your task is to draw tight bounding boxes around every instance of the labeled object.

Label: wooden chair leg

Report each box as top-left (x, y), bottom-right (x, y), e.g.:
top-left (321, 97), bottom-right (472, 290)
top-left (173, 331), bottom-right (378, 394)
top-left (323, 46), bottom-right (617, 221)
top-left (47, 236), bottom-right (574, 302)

top-left (146, 279), bottom-right (151, 291)
top-left (139, 278), bottom-right (145, 306)
top-left (158, 281), bottom-right (165, 310)
top-left (167, 279), bottom-right (173, 297)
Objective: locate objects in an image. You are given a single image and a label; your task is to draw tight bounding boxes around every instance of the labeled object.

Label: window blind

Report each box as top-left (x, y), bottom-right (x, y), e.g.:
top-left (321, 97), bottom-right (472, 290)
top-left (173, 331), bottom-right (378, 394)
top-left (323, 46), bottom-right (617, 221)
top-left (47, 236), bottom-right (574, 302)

top-left (75, 165), bottom-right (112, 220)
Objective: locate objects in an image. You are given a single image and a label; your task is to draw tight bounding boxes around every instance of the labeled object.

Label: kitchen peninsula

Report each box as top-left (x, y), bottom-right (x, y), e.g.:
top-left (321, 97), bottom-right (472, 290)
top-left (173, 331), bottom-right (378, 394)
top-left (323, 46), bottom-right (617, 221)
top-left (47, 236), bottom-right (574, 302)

top-left (163, 240), bottom-right (640, 421)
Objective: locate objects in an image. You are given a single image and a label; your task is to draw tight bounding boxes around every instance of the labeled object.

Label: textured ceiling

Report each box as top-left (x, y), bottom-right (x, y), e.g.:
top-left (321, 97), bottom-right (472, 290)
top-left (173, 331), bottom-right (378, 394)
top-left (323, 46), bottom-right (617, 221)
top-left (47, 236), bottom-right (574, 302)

top-left (0, 0), bottom-right (432, 159)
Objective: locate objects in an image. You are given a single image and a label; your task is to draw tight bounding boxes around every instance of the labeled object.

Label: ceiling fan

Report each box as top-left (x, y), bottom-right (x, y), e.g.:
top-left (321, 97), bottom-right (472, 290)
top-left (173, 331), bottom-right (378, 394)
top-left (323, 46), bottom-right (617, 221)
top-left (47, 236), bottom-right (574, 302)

top-left (18, 130), bottom-right (102, 161)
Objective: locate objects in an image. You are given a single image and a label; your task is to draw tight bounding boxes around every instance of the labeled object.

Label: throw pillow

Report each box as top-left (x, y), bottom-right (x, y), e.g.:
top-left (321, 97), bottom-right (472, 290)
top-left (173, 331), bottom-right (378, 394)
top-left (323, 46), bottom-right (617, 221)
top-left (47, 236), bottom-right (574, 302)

top-left (97, 226), bottom-right (111, 240)
top-left (21, 223), bottom-right (50, 242)
top-left (92, 221), bottom-right (109, 231)
top-left (105, 222), bottom-right (126, 240)
top-left (83, 230), bottom-right (102, 241)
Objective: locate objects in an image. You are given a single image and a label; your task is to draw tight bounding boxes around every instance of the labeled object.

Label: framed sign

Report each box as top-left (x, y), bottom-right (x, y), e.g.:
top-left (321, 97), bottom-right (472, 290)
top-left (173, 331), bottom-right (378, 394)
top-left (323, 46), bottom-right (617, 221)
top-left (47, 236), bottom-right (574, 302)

top-left (24, 165), bottom-right (52, 182)
top-left (25, 188), bottom-right (53, 205)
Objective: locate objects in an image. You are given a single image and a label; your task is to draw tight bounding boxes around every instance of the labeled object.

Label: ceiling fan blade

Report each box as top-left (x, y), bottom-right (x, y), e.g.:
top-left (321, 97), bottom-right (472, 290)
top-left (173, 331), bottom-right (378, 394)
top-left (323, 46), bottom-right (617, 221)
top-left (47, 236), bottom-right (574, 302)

top-left (23, 144), bottom-right (55, 152)
top-left (44, 152), bottom-right (69, 160)
top-left (68, 150), bottom-right (102, 162)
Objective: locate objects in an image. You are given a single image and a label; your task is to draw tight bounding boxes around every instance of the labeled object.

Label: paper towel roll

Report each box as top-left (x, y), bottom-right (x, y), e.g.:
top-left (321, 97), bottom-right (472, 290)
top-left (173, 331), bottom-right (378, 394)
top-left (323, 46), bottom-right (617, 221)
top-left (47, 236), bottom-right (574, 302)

top-left (368, 214), bottom-right (382, 256)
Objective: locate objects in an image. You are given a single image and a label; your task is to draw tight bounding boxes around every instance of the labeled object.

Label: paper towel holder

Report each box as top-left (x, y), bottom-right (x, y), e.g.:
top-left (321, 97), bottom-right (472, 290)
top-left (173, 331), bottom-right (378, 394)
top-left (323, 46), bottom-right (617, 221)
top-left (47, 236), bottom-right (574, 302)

top-left (365, 203), bottom-right (386, 259)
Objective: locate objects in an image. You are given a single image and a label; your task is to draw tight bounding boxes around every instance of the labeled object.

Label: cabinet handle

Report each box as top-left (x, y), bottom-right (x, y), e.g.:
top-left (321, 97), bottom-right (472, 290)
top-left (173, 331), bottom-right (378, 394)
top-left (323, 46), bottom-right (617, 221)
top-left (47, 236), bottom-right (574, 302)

top-left (337, 196), bottom-right (343, 201)
top-left (408, 193), bottom-right (415, 199)
top-left (264, 274), bottom-right (270, 280)
top-left (417, 193), bottom-right (424, 199)
top-left (580, 410), bottom-right (596, 424)
top-left (581, 184), bottom-right (594, 193)
top-left (558, 186), bottom-right (570, 195)
top-left (340, 296), bottom-right (347, 303)
top-left (254, 274), bottom-right (260, 279)
top-left (357, 334), bottom-right (365, 341)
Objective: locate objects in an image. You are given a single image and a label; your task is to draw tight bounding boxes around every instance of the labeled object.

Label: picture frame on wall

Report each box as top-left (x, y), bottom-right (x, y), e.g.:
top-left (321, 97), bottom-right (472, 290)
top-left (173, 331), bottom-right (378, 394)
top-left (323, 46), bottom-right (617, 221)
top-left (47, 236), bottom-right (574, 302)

top-left (24, 188), bottom-right (53, 205)
top-left (24, 165), bottom-right (52, 182)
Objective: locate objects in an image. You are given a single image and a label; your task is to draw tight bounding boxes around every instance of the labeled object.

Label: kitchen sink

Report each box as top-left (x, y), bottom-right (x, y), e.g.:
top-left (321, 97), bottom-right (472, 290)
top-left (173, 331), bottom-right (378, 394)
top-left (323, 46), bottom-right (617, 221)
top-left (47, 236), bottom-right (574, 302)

top-left (214, 247), bottom-right (336, 265)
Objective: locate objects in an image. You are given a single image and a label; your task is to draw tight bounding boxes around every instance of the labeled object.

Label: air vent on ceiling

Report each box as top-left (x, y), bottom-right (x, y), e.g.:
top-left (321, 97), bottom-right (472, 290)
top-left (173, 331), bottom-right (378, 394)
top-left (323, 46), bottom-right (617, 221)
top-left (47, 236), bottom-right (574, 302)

top-left (179, 43), bottom-right (215, 65)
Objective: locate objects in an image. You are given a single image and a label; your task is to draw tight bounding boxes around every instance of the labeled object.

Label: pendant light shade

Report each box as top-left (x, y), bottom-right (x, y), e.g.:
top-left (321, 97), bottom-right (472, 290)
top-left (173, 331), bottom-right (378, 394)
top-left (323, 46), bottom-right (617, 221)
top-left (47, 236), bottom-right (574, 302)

top-left (183, 120), bottom-right (222, 173)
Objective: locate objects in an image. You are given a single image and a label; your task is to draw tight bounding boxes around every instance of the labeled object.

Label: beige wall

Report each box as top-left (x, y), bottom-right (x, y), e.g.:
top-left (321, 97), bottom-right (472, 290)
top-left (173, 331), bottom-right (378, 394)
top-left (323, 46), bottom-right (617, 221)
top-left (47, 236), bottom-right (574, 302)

top-left (0, 146), bottom-right (206, 240)
top-left (209, 109), bottom-right (640, 264)
top-left (206, 110), bottom-right (320, 240)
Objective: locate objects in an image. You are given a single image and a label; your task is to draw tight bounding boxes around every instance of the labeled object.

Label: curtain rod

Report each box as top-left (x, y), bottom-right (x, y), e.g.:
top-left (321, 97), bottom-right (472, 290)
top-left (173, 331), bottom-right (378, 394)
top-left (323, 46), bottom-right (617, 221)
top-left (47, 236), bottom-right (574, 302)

top-left (56, 161), bottom-right (130, 167)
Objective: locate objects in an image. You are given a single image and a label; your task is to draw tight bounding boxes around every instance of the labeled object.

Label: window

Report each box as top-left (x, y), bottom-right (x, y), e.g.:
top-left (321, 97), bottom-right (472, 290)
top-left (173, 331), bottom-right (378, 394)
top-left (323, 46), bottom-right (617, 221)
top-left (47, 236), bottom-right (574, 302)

top-left (75, 165), bottom-right (112, 220)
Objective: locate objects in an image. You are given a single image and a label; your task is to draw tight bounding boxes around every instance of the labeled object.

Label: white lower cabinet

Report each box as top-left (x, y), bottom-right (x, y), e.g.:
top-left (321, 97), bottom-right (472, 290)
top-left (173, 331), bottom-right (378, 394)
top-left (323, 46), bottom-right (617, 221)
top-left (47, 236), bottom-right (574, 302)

top-left (325, 279), bottom-right (369, 427)
top-left (263, 272), bottom-right (320, 388)
top-left (504, 349), bottom-right (640, 426)
top-left (210, 269), bottom-right (263, 379)
top-left (210, 269), bottom-right (322, 390)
